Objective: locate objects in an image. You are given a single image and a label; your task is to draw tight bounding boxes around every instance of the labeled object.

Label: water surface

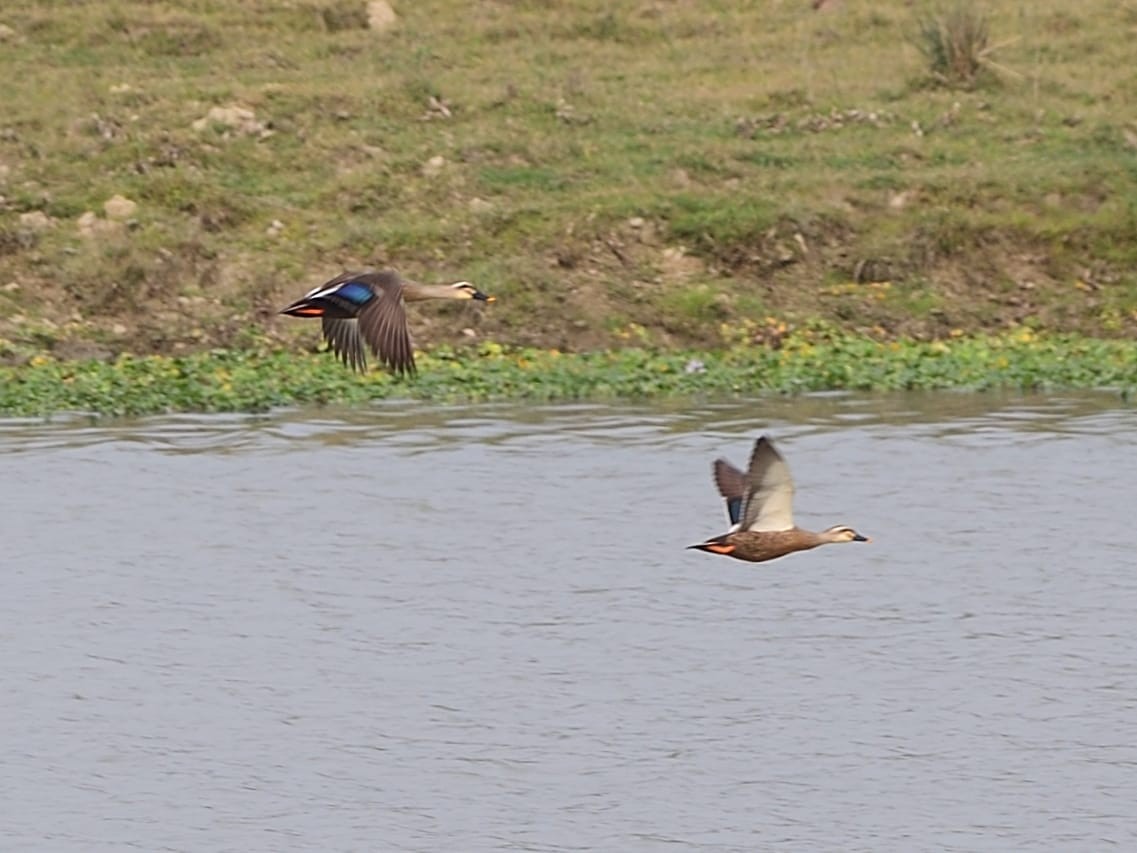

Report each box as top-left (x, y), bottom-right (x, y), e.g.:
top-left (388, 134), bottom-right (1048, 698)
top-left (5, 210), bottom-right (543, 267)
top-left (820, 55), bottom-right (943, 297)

top-left (2, 392), bottom-right (1135, 851)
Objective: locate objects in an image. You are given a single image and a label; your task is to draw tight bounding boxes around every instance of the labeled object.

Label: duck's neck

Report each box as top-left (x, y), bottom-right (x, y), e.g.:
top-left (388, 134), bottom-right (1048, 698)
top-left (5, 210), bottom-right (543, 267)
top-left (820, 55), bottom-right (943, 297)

top-left (402, 281), bottom-right (462, 302)
top-left (790, 529), bottom-right (831, 551)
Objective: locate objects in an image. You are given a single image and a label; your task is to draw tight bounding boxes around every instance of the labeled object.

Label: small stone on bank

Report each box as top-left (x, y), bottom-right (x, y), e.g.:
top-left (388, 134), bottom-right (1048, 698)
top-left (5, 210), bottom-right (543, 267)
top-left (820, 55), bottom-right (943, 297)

top-left (192, 105), bottom-right (271, 138)
top-left (421, 155), bottom-right (446, 176)
top-left (367, 1), bottom-right (397, 32)
top-left (104, 194), bottom-right (138, 220)
top-left (18, 211), bottom-right (55, 231)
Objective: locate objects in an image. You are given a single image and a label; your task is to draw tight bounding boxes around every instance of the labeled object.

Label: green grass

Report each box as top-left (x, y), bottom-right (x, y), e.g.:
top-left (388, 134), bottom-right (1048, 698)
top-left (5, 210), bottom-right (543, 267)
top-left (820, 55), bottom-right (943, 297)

top-left (2, 0), bottom-right (1137, 359)
top-left (2, 331), bottom-right (1133, 418)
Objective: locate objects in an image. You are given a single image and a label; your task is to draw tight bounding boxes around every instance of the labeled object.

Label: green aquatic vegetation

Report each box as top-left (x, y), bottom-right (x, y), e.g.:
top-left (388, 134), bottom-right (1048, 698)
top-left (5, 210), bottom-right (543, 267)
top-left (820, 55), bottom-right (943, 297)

top-left (1, 331), bottom-right (1134, 418)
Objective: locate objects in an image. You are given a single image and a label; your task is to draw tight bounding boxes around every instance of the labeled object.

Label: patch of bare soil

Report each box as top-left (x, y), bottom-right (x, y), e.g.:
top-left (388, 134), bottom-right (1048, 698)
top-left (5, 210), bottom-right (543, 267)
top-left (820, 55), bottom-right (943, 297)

top-left (2, 216), bottom-right (1131, 364)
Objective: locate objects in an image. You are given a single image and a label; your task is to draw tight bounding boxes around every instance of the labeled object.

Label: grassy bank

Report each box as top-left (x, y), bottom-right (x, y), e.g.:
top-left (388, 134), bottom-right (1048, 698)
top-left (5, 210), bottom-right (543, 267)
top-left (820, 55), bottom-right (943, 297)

top-left (2, 330), bottom-right (1133, 418)
top-left (2, 1), bottom-right (1137, 364)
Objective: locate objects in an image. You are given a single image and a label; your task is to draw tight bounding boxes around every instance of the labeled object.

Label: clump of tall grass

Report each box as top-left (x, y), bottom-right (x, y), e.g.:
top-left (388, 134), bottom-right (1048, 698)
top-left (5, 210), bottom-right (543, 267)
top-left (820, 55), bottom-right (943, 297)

top-left (915, 3), bottom-right (1013, 88)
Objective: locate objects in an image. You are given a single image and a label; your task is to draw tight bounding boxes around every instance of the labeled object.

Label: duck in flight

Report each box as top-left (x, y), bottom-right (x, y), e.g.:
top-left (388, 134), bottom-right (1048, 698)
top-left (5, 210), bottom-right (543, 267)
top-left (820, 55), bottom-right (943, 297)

top-left (689, 436), bottom-right (870, 563)
top-left (280, 269), bottom-right (494, 375)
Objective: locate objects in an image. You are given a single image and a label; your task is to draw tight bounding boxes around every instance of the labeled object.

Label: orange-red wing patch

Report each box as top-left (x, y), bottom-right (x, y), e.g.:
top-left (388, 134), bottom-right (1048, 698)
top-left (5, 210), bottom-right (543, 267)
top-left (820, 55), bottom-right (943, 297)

top-left (292, 306), bottom-right (326, 316)
top-left (705, 543), bottom-right (736, 555)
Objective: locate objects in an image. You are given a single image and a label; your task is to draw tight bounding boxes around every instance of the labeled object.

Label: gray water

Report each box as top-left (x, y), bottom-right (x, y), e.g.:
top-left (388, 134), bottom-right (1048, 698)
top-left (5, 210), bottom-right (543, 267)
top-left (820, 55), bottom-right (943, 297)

top-left (2, 392), bottom-right (1136, 852)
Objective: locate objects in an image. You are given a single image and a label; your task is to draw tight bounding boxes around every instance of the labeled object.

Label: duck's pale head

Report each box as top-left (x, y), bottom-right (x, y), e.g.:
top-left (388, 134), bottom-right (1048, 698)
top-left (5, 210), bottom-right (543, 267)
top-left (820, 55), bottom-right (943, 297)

top-left (450, 281), bottom-right (495, 303)
top-left (823, 525), bottom-right (871, 544)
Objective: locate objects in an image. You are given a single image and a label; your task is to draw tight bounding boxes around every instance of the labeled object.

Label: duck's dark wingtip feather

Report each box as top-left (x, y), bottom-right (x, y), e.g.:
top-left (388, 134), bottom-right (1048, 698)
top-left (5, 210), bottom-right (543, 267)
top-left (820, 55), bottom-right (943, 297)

top-left (712, 457), bottom-right (746, 500)
top-left (381, 357), bottom-right (416, 378)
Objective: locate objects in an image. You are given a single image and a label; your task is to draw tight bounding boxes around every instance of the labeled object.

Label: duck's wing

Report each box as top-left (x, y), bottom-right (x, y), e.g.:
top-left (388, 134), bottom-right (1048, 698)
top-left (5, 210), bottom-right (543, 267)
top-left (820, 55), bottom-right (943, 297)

top-left (739, 436), bottom-right (795, 532)
top-left (321, 317), bottom-right (369, 372)
top-left (321, 273), bottom-right (415, 376)
top-left (713, 458), bottom-right (746, 528)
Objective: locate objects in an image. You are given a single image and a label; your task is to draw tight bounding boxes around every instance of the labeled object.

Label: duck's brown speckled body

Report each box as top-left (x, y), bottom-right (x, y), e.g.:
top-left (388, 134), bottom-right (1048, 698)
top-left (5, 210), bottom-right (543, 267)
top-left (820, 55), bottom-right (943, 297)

top-left (689, 436), bottom-right (870, 563)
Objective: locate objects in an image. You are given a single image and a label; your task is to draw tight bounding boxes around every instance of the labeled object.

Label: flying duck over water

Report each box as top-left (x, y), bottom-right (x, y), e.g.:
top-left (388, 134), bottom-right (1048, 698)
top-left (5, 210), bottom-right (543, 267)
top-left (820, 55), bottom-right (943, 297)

top-left (689, 436), bottom-right (870, 563)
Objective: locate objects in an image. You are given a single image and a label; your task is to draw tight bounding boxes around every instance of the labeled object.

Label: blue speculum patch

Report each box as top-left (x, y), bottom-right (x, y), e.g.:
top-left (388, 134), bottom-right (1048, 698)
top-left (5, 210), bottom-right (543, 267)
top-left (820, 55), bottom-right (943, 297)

top-left (727, 497), bottom-right (742, 526)
top-left (336, 282), bottom-right (376, 304)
